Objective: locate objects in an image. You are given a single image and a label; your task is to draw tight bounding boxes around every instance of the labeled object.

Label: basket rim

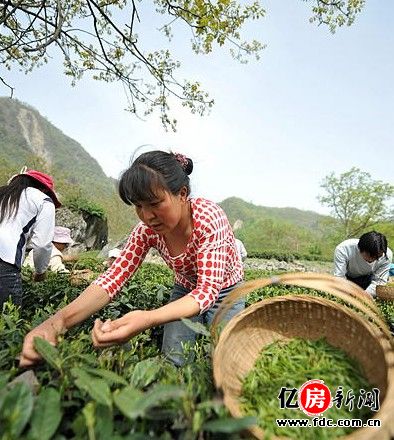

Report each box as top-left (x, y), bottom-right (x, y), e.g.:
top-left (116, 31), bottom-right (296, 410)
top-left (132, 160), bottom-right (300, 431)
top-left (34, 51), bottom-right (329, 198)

top-left (211, 273), bottom-right (383, 343)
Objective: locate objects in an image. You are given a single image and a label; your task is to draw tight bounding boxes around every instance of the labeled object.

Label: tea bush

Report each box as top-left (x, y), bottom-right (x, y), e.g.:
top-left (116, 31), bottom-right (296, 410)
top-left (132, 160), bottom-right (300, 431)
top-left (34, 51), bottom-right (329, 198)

top-left (1, 263), bottom-right (252, 439)
top-left (1, 261), bottom-right (393, 439)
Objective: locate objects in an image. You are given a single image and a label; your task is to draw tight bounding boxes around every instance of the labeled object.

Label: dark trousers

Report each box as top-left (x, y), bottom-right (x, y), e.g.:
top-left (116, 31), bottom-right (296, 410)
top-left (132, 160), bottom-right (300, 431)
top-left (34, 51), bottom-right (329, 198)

top-left (0, 260), bottom-right (22, 308)
top-left (346, 273), bottom-right (373, 290)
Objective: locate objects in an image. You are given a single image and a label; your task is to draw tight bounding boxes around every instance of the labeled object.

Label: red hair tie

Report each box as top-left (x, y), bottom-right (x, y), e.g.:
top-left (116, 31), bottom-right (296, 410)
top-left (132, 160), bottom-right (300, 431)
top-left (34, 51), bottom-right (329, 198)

top-left (174, 153), bottom-right (188, 170)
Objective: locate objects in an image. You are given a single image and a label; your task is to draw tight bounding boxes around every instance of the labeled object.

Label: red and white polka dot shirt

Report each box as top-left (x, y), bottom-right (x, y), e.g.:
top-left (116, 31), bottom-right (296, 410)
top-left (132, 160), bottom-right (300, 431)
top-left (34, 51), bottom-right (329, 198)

top-left (93, 198), bottom-right (243, 312)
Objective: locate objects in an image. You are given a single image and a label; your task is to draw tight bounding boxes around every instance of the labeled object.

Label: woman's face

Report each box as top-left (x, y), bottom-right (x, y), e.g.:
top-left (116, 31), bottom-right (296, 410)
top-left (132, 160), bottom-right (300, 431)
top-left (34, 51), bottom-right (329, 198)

top-left (134, 187), bottom-right (188, 235)
top-left (53, 242), bottom-right (67, 252)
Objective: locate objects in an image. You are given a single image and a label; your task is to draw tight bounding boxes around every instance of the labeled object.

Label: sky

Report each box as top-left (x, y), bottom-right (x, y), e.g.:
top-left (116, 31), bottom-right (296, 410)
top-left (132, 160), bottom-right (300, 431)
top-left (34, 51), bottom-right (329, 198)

top-left (2, 0), bottom-right (394, 215)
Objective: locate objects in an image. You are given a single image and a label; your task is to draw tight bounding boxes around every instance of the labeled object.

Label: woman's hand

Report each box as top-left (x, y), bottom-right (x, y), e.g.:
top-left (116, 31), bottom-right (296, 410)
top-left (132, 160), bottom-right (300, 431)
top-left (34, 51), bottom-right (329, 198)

top-left (91, 310), bottom-right (153, 348)
top-left (19, 317), bottom-right (65, 367)
top-left (19, 285), bottom-right (110, 367)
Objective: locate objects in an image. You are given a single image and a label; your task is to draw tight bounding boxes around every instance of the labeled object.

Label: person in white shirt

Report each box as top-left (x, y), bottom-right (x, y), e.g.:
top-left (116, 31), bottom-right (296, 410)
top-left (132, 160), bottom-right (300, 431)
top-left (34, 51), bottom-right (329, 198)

top-left (235, 238), bottom-right (247, 261)
top-left (333, 231), bottom-right (393, 298)
top-left (25, 226), bottom-right (74, 273)
top-left (0, 168), bottom-right (60, 307)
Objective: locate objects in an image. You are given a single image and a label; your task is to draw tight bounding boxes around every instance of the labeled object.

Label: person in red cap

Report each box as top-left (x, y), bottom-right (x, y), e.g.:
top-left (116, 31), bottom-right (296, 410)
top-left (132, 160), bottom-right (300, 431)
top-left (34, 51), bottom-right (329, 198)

top-left (0, 167), bottom-right (60, 308)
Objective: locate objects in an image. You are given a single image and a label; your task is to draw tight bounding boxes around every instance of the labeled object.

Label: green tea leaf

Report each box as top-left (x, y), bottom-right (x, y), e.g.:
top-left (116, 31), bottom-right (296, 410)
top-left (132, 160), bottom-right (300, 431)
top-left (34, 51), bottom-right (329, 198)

top-left (77, 378), bottom-right (112, 407)
top-left (0, 371), bottom-right (10, 391)
top-left (181, 318), bottom-right (210, 337)
top-left (203, 416), bottom-right (257, 433)
top-left (71, 367), bottom-right (91, 382)
top-left (240, 338), bottom-right (373, 439)
top-left (0, 382), bottom-right (34, 438)
top-left (33, 337), bottom-right (61, 370)
top-left (95, 404), bottom-right (114, 440)
top-left (114, 384), bottom-right (185, 420)
top-left (71, 411), bottom-right (87, 438)
top-left (142, 384), bottom-right (185, 410)
top-left (72, 368), bottom-right (112, 407)
top-left (82, 367), bottom-right (127, 386)
top-left (82, 402), bottom-right (95, 439)
top-left (113, 386), bottom-right (144, 419)
top-left (29, 388), bottom-right (62, 440)
top-left (0, 350), bottom-right (10, 369)
top-left (130, 358), bottom-right (161, 388)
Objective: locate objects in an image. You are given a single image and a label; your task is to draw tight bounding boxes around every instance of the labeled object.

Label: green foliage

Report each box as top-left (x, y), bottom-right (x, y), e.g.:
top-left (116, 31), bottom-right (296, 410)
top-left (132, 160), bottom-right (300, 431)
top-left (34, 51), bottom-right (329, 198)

top-left (318, 167), bottom-right (394, 238)
top-left (70, 251), bottom-right (104, 271)
top-left (220, 197), bottom-right (337, 260)
top-left (114, 384), bottom-right (185, 420)
top-left (130, 358), bottom-right (163, 388)
top-left (0, 156), bottom-right (17, 183)
top-left (240, 338), bottom-right (372, 439)
top-left (1, 262), bottom-right (392, 438)
top-left (221, 196), bottom-right (328, 229)
top-left (307, 0), bottom-right (365, 33)
top-left (34, 338), bottom-right (62, 372)
top-left (65, 196), bottom-right (106, 219)
top-left (376, 299), bottom-right (394, 326)
top-left (371, 221), bottom-right (394, 253)
top-left (247, 250), bottom-right (326, 262)
top-left (29, 388), bottom-right (62, 440)
top-left (72, 368), bottom-right (113, 406)
top-left (203, 416), bottom-right (257, 433)
top-left (0, 302), bottom-right (238, 439)
top-left (0, 382), bottom-right (34, 438)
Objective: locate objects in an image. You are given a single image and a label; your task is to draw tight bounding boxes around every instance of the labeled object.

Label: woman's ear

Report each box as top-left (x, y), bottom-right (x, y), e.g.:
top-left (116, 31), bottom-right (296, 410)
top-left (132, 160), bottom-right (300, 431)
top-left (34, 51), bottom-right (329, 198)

top-left (179, 186), bottom-right (188, 202)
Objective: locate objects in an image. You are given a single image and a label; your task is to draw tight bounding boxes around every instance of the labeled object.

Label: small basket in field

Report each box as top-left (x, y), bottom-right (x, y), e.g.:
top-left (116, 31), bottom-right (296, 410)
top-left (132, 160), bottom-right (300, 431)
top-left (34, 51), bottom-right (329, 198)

top-left (376, 284), bottom-right (394, 301)
top-left (211, 273), bottom-right (394, 440)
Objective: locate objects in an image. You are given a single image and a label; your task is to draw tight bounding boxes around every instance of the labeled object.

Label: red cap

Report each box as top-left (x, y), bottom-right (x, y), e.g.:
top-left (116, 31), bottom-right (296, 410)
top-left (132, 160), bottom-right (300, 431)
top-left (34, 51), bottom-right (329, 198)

top-left (23, 169), bottom-right (61, 208)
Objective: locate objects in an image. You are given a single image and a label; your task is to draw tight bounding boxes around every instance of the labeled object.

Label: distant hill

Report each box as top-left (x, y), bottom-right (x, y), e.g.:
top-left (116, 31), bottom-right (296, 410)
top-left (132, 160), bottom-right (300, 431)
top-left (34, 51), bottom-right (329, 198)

top-left (220, 197), bottom-right (328, 231)
top-left (1, 97), bottom-right (365, 259)
top-left (0, 97), bottom-right (112, 195)
top-left (0, 97), bottom-right (136, 238)
top-left (219, 197), bottom-right (337, 259)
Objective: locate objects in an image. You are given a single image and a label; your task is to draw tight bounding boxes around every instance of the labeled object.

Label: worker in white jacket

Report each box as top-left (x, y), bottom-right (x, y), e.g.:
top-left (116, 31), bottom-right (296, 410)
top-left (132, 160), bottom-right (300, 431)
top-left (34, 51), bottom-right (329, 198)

top-left (0, 168), bottom-right (60, 307)
top-left (333, 231), bottom-right (392, 298)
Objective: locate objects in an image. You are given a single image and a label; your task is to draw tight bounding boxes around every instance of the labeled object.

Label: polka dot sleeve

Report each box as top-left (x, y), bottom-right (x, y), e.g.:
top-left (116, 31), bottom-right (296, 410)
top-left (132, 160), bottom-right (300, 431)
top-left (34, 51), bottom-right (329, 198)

top-left (187, 210), bottom-right (234, 313)
top-left (93, 223), bottom-right (152, 298)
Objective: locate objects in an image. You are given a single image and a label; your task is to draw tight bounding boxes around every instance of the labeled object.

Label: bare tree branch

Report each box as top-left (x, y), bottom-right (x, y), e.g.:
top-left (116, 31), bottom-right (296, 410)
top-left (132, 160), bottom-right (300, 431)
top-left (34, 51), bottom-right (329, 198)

top-left (24, 0), bottom-right (64, 52)
top-left (0, 0), bottom-right (364, 128)
top-left (0, 75), bottom-right (14, 96)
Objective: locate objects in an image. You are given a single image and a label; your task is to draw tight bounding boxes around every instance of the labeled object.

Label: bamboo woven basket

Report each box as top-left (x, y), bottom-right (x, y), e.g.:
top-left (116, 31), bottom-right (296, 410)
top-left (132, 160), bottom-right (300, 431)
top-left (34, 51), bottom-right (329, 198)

top-left (376, 285), bottom-right (394, 301)
top-left (211, 273), bottom-right (394, 440)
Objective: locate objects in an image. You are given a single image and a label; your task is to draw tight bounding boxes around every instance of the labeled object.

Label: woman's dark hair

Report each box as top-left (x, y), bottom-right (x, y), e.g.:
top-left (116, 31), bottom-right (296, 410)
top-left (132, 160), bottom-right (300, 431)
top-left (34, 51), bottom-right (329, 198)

top-left (358, 231), bottom-right (388, 259)
top-left (0, 175), bottom-right (50, 223)
top-left (118, 150), bottom-right (193, 205)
